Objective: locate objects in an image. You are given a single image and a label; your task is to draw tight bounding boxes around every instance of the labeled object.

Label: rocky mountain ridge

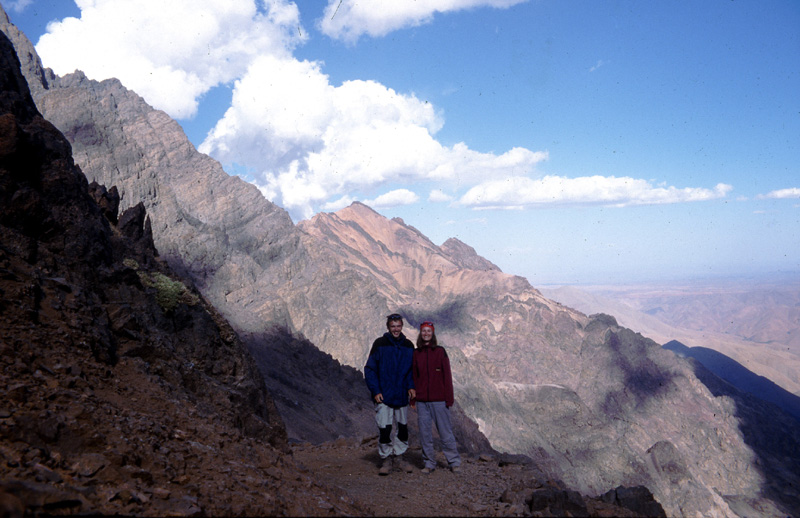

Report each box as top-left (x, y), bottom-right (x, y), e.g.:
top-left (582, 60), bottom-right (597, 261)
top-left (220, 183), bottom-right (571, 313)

top-left (0, 27), bottom-right (364, 515)
top-left (3, 8), bottom-right (799, 516)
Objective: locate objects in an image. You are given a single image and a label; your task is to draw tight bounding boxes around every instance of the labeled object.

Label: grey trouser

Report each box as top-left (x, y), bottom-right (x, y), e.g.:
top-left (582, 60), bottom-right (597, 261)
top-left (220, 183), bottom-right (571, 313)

top-left (375, 403), bottom-right (409, 459)
top-left (417, 401), bottom-right (461, 469)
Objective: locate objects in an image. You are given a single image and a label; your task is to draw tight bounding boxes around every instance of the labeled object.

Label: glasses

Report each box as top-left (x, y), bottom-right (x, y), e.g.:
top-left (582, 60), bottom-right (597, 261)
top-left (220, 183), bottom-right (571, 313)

top-left (420, 321), bottom-right (434, 328)
top-left (387, 313), bottom-right (403, 320)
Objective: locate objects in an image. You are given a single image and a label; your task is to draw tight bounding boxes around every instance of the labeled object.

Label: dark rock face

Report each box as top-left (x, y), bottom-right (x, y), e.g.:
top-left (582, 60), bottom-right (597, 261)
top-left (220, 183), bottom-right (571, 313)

top-left (245, 326), bottom-right (376, 444)
top-left (528, 487), bottom-right (590, 517)
top-left (3, 8), bottom-right (799, 516)
top-left (600, 486), bottom-right (666, 518)
top-left (664, 340), bottom-right (800, 420)
top-left (0, 29), bottom-right (364, 516)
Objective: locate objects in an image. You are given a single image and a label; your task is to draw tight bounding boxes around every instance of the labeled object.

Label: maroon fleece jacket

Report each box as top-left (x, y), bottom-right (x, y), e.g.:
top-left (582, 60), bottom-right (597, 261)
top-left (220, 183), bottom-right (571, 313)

top-left (412, 343), bottom-right (454, 407)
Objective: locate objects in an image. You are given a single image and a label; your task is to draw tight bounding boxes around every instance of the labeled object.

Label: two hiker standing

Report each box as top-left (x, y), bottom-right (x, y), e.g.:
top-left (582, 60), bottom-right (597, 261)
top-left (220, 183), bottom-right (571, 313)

top-left (364, 314), bottom-right (461, 475)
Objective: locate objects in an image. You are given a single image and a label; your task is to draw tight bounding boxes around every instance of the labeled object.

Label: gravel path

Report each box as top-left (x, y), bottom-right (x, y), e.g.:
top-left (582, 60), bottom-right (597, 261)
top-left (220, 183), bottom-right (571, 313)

top-left (292, 438), bottom-right (639, 517)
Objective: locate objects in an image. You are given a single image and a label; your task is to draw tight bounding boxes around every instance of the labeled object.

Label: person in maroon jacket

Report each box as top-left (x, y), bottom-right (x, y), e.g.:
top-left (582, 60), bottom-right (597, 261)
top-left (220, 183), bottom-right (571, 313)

top-left (411, 321), bottom-right (462, 473)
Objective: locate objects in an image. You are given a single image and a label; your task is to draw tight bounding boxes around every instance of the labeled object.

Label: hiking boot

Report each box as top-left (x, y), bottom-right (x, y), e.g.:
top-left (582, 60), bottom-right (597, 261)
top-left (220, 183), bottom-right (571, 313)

top-left (450, 465), bottom-right (461, 473)
top-left (378, 457), bottom-right (392, 476)
top-left (421, 467), bottom-right (434, 474)
top-left (397, 455), bottom-right (414, 473)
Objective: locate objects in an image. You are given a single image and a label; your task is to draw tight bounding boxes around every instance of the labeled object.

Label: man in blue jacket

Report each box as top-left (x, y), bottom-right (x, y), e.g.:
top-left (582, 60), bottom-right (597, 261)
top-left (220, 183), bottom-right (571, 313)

top-left (365, 313), bottom-right (416, 475)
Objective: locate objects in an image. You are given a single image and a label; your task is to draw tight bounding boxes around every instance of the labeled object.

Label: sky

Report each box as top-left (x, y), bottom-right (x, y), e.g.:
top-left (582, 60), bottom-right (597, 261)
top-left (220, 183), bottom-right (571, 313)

top-left (5, 0), bottom-right (800, 285)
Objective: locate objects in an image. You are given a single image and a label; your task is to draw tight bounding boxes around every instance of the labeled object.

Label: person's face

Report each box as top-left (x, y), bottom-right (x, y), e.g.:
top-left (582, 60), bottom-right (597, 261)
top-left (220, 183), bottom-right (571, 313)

top-left (420, 326), bottom-right (433, 342)
top-left (388, 320), bottom-right (403, 338)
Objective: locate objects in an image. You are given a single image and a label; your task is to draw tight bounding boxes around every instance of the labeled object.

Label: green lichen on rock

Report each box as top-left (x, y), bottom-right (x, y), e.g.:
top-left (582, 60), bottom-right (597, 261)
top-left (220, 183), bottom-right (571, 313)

top-left (125, 258), bottom-right (199, 312)
top-left (147, 272), bottom-right (191, 312)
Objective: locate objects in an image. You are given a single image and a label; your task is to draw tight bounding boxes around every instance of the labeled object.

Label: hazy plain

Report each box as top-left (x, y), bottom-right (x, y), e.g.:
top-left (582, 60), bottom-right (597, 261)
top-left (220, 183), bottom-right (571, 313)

top-left (540, 273), bottom-right (800, 397)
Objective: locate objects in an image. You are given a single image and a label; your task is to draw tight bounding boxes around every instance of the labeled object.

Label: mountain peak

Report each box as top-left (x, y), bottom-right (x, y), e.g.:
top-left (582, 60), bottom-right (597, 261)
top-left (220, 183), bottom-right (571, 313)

top-left (441, 237), bottom-right (501, 272)
top-left (344, 200), bottom-right (379, 215)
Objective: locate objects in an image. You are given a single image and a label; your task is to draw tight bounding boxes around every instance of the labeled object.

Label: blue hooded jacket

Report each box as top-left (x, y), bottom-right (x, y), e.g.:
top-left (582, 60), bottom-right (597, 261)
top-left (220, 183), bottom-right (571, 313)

top-left (364, 331), bottom-right (415, 408)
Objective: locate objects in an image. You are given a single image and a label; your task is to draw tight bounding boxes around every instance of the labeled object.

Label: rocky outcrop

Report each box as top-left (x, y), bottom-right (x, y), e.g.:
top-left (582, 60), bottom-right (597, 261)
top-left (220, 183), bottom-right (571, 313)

top-left (0, 29), bottom-right (365, 516)
top-left (3, 8), bottom-right (799, 516)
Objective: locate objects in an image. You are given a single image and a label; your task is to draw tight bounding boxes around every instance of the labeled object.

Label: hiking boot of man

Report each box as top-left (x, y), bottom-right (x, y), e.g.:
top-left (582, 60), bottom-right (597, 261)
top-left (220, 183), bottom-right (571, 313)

top-left (421, 467), bottom-right (434, 474)
top-left (378, 457), bottom-right (392, 476)
top-left (450, 465), bottom-right (461, 473)
top-left (397, 456), bottom-right (414, 473)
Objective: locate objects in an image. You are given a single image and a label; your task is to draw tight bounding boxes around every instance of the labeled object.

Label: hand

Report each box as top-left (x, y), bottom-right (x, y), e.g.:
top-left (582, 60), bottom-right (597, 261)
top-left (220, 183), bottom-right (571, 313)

top-left (408, 389), bottom-right (416, 399)
top-left (374, 393), bottom-right (384, 404)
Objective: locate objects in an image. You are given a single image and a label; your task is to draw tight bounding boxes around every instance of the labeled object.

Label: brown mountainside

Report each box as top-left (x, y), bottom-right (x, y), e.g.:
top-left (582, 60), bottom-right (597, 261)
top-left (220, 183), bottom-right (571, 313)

top-left (0, 28), bottom-right (364, 516)
top-left (3, 9), bottom-right (799, 516)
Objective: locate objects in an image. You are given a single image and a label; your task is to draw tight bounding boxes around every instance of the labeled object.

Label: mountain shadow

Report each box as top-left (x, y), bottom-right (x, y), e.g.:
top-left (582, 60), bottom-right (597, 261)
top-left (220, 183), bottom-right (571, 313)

top-left (243, 325), bottom-right (375, 445)
top-left (663, 340), bottom-right (800, 421)
top-left (664, 341), bottom-right (800, 514)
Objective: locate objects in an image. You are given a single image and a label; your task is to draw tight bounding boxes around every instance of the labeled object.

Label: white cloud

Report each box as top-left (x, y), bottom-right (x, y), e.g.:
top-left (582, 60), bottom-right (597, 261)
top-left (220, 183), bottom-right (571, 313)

top-left (589, 59), bottom-right (607, 72)
top-left (758, 187), bottom-right (800, 199)
top-left (429, 189), bottom-right (454, 203)
top-left (30, 0), bottom-right (733, 224)
top-left (5, 0), bottom-right (33, 13)
top-left (364, 189), bottom-right (420, 209)
top-left (322, 195), bottom-right (357, 212)
top-left (200, 53), bottom-right (549, 219)
top-left (318, 0), bottom-right (527, 43)
top-left (35, 0), bottom-right (304, 119)
top-left (458, 176), bottom-right (732, 209)
top-left (32, 0), bottom-right (549, 221)
top-left (446, 217), bottom-right (487, 226)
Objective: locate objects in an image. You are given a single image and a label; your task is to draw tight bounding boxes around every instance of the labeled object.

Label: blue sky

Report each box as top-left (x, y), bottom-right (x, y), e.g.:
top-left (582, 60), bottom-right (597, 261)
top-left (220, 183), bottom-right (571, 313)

top-left (5, 0), bottom-right (799, 285)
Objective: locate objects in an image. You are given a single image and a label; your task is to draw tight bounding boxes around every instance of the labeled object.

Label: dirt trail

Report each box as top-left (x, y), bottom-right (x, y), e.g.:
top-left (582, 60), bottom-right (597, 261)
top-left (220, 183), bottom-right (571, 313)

top-left (293, 438), bottom-right (528, 516)
top-left (292, 438), bottom-right (639, 517)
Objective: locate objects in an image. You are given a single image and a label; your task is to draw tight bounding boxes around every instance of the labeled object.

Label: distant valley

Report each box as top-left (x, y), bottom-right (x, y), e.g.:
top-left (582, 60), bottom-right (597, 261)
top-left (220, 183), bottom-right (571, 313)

top-left (540, 278), bottom-right (800, 397)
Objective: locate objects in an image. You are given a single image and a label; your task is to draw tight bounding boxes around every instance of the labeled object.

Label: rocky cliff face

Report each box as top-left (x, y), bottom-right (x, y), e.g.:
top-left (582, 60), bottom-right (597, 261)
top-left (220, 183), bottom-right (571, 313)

top-left (3, 8), bottom-right (799, 516)
top-left (0, 28), bottom-right (370, 516)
